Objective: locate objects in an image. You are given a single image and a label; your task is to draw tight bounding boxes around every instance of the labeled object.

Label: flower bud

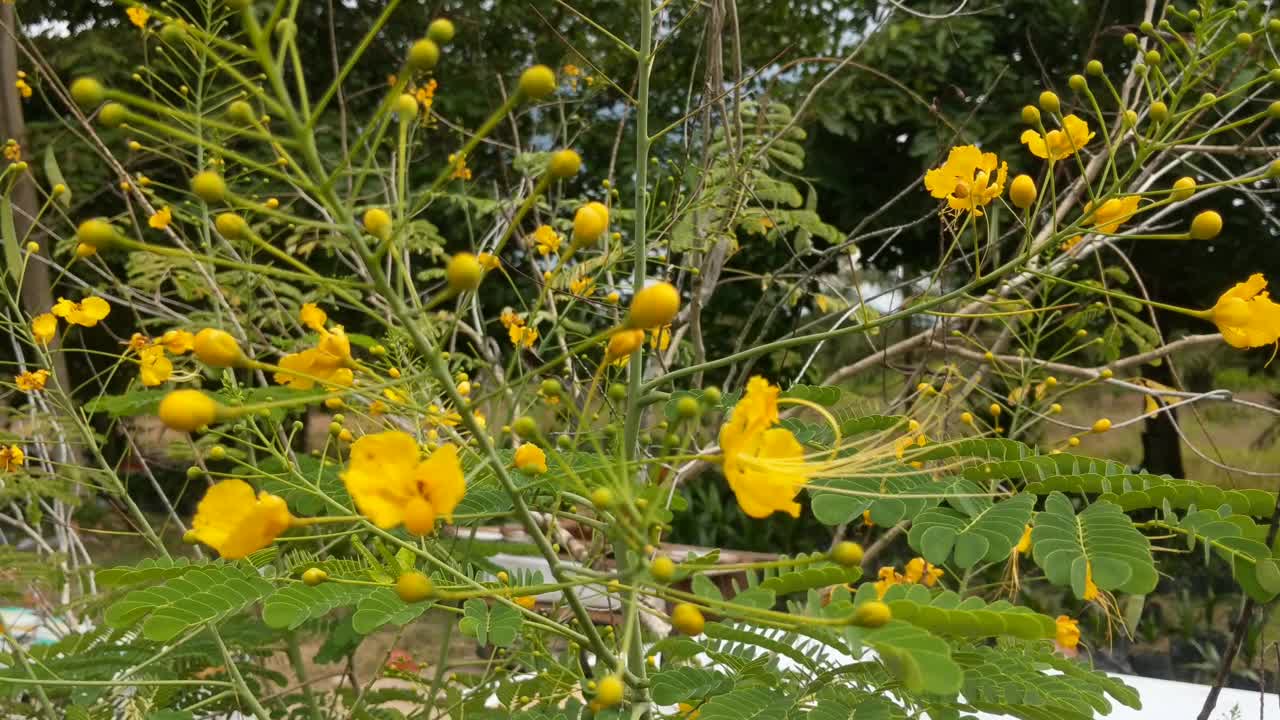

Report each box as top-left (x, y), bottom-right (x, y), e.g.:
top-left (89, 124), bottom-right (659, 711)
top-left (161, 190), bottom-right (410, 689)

top-left (1123, 32), bottom-right (1138, 48)
top-left (1021, 105), bottom-right (1040, 125)
top-left (548, 149), bottom-right (582, 179)
top-left (215, 213), bottom-right (249, 239)
top-left (1123, 109), bottom-right (1138, 127)
top-left (1038, 91), bottom-right (1061, 114)
top-left (407, 39), bottom-right (440, 71)
top-left (572, 201), bottom-right (608, 245)
top-left (671, 603), bottom-right (705, 636)
top-left (446, 252), bottom-right (484, 292)
top-left (395, 571), bottom-right (434, 602)
top-left (518, 65), bottom-right (557, 100)
top-left (1145, 50), bottom-right (1161, 65)
top-left (190, 171), bottom-right (227, 203)
top-left (1068, 75), bottom-right (1087, 92)
top-left (831, 541), bottom-right (864, 567)
top-left (395, 93), bottom-right (419, 122)
top-left (1086, 60), bottom-right (1103, 76)
top-left (158, 390), bottom-right (221, 432)
top-left (1139, 21), bottom-right (1153, 34)
top-left (98, 102), bottom-right (127, 128)
top-left (227, 100), bottom-right (255, 125)
top-left (852, 600), bottom-right (892, 628)
top-left (628, 282), bottom-right (680, 329)
top-left (1189, 210), bottom-right (1222, 240)
top-left (606, 329), bottom-right (644, 360)
top-left (76, 218), bottom-right (117, 250)
top-left (1009, 174), bottom-right (1036, 209)
top-left (1091, 418), bottom-right (1112, 433)
top-left (302, 568), bottom-right (328, 586)
top-left (363, 208), bottom-right (392, 241)
top-left (512, 416), bottom-right (537, 439)
top-left (70, 77), bottom-right (105, 108)
top-left (1269, 101), bottom-right (1280, 120)
top-left (1172, 176), bottom-right (1196, 201)
top-left (194, 328), bottom-right (245, 367)
top-left (1150, 101), bottom-right (1168, 123)
top-left (1236, 32), bottom-right (1253, 48)
top-left (427, 18), bottom-right (455, 44)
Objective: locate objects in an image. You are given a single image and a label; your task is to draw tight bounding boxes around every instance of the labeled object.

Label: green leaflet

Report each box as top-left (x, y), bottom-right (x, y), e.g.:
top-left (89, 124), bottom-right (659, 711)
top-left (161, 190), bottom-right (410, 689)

top-left (458, 597), bottom-right (522, 646)
top-left (853, 585), bottom-right (1055, 640)
top-left (955, 646), bottom-right (1139, 719)
top-left (262, 582), bottom-right (378, 630)
top-left (809, 466), bottom-right (941, 527)
top-left (917, 438), bottom-right (1128, 482)
top-left (104, 565), bottom-right (274, 642)
top-left (757, 563), bottom-right (863, 596)
top-left (907, 493), bottom-right (1034, 568)
top-left (351, 588), bottom-right (433, 634)
top-left (1026, 472), bottom-right (1275, 518)
top-left (43, 145), bottom-right (71, 207)
top-left (1162, 508), bottom-right (1280, 602)
top-left (648, 667), bottom-right (734, 705)
top-left (695, 687), bottom-right (795, 720)
top-left (1031, 493), bottom-right (1158, 598)
top-left (846, 618), bottom-right (963, 695)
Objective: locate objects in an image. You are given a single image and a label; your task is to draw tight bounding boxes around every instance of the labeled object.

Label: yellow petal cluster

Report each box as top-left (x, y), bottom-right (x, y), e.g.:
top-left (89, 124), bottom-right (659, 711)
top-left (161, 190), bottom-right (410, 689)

top-left (718, 377), bottom-right (809, 518)
top-left (1020, 114), bottom-right (1094, 161)
top-left (190, 479), bottom-right (293, 559)
top-left (341, 431), bottom-right (466, 535)
top-left (923, 145), bottom-right (1008, 216)
top-left (1207, 273), bottom-right (1280, 349)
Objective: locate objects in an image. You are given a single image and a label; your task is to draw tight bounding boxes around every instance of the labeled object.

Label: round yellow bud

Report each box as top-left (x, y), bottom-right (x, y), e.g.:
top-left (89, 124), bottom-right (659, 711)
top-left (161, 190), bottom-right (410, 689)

top-left (671, 603), bottom-right (705, 636)
top-left (1100, 368), bottom-right (1113, 379)
top-left (190, 171), bottom-right (227, 203)
top-left (227, 100), bottom-right (255, 125)
top-left (1145, 50), bottom-right (1161, 65)
top-left (606, 329), bottom-right (644, 361)
top-left (989, 403), bottom-right (1002, 417)
top-left (595, 675), bottom-right (624, 707)
top-left (407, 39), bottom-right (440, 71)
top-left (1123, 32), bottom-right (1138, 48)
top-left (24, 241), bottom-right (38, 253)
top-left (1237, 32), bottom-right (1253, 48)
top-left (650, 555), bottom-right (676, 583)
top-left (960, 411), bottom-right (974, 425)
top-left (1270, 101), bottom-right (1280, 120)
top-left (302, 568), bottom-right (328, 586)
top-left (403, 497), bottom-right (437, 536)
top-left (518, 65), bottom-right (557, 100)
top-left (70, 77), bottom-right (105, 109)
top-left (395, 93), bottom-right (419, 121)
top-left (1086, 60), bottom-right (1103, 76)
top-left (1009, 174), bottom-right (1036, 209)
top-left (427, 18), bottom-right (456, 44)
top-left (572, 202), bottom-right (608, 245)
top-left (215, 213), bottom-right (249, 239)
top-left (1068, 436), bottom-right (1081, 447)
top-left (52, 183), bottom-right (67, 196)
top-left (852, 600), bottom-right (892, 628)
top-left (1124, 109), bottom-right (1138, 127)
top-left (98, 102), bottom-right (127, 128)
top-left (1068, 74), bottom-right (1086, 92)
top-left (548, 149), bottom-right (582, 179)
top-left (1045, 376), bottom-right (1058, 386)
top-left (158, 390), bottom-right (220, 432)
top-left (1171, 176), bottom-right (1196, 202)
top-left (591, 487), bottom-right (614, 509)
top-left (76, 218), bottom-right (116, 250)
top-left (446, 252), bottom-right (484, 292)
top-left (1189, 210), bottom-right (1222, 240)
top-left (395, 571), bottom-right (434, 603)
top-left (628, 282), bottom-right (680, 329)
top-left (1148, 101), bottom-right (1168, 123)
top-left (496, 571), bottom-right (510, 584)
top-left (363, 208), bottom-right (393, 241)
top-left (1038, 91), bottom-right (1061, 114)
top-left (1091, 418), bottom-right (1112, 433)
top-left (75, 243), bottom-right (97, 258)
top-left (194, 328), bottom-right (244, 367)
top-left (831, 541), bottom-right (864, 567)
top-left (1021, 105), bottom-right (1040, 125)
top-left (1051, 403), bottom-right (1063, 414)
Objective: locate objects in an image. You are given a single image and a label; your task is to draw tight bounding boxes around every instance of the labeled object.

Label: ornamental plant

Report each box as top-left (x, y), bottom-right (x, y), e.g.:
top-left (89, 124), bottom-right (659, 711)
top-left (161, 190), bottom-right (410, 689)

top-left (3, 1), bottom-right (1280, 719)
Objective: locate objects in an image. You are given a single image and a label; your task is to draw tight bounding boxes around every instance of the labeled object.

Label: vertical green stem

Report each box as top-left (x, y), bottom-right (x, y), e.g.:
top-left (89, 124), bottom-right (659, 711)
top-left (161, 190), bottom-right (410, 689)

top-left (286, 630), bottom-right (323, 720)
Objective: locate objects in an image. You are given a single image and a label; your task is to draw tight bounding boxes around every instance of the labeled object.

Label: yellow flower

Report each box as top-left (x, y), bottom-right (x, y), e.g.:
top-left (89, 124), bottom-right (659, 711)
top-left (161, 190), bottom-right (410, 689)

top-left (190, 479), bottom-right (293, 559)
top-left (15, 369), bottom-right (49, 392)
top-left (514, 443), bottom-right (548, 475)
top-left (160, 329), bottom-right (194, 354)
top-left (1082, 561), bottom-right (1099, 601)
top-left (570, 274), bottom-right (595, 297)
top-left (127, 332), bottom-right (150, 353)
top-left (649, 324), bottom-right (671, 352)
top-left (138, 345), bottom-right (173, 387)
top-left (448, 152), bottom-right (472, 181)
top-left (15, 78), bottom-right (31, 100)
top-left (1020, 114), bottom-right (1095, 161)
top-left (1082, 195), bottom-right (1140, 234)
top-left (1205, 273), bottom-right (1280, 349)
top-left (0, 445), bottom-right (24, 472)
top-left (923, 145), bottom-right (1008, 216)
top-left (509, 324), bottom-right (538, 349)
top-left (718, 377), bottom-right (809, 518)
top-left (531, 225), bottom-right (562, 256)
top-left (51, 296), bottom-right (111, 327)
top-left (874, 566), bottom-right (904, 599)
top-left (341, 431), bottom-right (466, 534)
top-left (903, 557), bottom-right (945, 587)
top-left (274, 326), bottom-right (355, 389)
top-left (31, 313), bottom-right (56, 345)
top-left (148, 206), bottom-right (172, 230)
top-left (1014, 524), bottom-right (1032, 554)
top-left (1055, 615), bottom-right (1081, 651)
top-left (126, 6), bottom-right (150, 27)
top-left (2, 140), bottom-right (19, 162)
top-left (299, 303), bottom-right (327, 331)
top-left (478, 252), bottom-right (501, 271)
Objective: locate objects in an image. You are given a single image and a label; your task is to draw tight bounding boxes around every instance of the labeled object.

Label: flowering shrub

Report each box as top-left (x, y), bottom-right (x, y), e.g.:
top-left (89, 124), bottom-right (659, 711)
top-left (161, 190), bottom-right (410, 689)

top-left (3, 1), bottom-right (1280, 718)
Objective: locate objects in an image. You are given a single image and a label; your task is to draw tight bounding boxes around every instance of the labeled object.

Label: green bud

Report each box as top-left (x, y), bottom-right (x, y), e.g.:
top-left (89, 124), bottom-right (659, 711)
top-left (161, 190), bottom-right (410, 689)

top-left (556, 434), bottom-right (573, 450)
top-left (1150, 101), bottom-right (1168, 122)
top-left (1237, 32), bottom-right (1254, 48)
top-left (1068, 74), bottom-right (1087, 92)
top-left (208, 445), bottom-right (227, 461)
top-left (607, 383), bottom-right (627, 402)
top-left (513, 416), bottom-right (537, 439)
top-left (1086, 60), bottom-right (1103, 76)
top-left (1123, 32), bottom-right (1138, 48)
top-left (1145, 50), bottom-right (1161, 65)
top-left (186, 465), bottom-right (203, 480)
top-left (540, 379), bottom-right (562, 397)
top-left (702, 387), bottom-right (722, 406)
top-left (676, 396), bottom-right (700, 419)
